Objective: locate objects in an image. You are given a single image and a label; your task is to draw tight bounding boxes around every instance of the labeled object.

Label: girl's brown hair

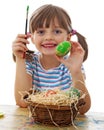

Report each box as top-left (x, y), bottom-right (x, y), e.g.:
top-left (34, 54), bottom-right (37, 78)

top-left (29, 4), bottom-right (88, 61)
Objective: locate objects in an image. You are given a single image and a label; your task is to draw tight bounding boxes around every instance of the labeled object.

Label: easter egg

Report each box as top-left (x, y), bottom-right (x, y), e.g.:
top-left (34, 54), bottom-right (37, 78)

top-left (0, 112), bottom-right (4, 117)
top-left (69, 87), bottom-right (80, 98)
top-left (56, 41), bottom-right (71, 56)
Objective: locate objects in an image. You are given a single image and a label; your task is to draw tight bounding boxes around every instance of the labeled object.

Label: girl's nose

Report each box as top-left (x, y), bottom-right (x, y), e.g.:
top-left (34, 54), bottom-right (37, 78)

top-left (45, 32), bottom-right (53, 40)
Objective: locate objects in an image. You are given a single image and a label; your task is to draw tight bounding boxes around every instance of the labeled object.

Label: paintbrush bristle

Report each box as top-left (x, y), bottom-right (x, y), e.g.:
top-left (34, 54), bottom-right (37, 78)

top-left (27, 5), bottom-right (29, 12)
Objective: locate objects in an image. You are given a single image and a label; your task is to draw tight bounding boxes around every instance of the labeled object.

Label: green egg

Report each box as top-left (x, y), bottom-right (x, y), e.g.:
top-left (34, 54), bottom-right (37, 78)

top-left (69, 87), bottom-right (80, 98)
top-left (56, 41), bottom-right (71, 56)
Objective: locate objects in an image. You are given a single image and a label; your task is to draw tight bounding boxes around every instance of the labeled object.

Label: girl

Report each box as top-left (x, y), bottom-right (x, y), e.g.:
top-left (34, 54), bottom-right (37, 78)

top-left (12, 4), bottom-right (91, 114)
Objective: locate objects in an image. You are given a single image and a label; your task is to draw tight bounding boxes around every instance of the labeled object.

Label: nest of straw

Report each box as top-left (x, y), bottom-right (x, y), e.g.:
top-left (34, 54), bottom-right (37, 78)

top-left (23, 89), bottom-right (85, 126)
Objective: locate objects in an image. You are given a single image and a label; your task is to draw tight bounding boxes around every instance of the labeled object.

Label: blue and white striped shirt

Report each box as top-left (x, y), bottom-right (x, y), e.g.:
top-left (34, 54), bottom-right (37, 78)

top-left (26, 52), bottom-right (85, 91)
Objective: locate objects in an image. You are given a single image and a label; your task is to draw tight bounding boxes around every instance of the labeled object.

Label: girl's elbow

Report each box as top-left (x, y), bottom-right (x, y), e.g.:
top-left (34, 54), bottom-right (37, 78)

top-left (16, 100), bottom-right (28, 108)
top-left (79, 97), bottom-right (91, 115)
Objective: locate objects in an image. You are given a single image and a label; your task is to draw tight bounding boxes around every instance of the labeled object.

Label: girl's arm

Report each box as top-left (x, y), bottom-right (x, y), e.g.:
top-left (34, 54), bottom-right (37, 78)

top-left (69, 42), bottom-right (91, 114)
top-left (14, 58), bottom-right (32, 107)
top-left (12, 34), bottom-right (32, 107)
top-left (56, 41), bottom-right (91, 114)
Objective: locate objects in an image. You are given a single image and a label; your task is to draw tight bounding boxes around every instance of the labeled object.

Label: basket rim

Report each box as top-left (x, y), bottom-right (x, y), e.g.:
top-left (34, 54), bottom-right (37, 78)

top-left (28, 98), bottom-right (85, 110)
top-left (30, 102), bottom-right (72, 110)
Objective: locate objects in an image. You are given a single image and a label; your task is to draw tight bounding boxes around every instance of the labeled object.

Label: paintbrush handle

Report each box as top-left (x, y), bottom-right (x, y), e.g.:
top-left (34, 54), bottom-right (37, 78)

top-left (23, 6), bottom-right (29, 58)
top-left (25, 18), bottom-right (28, 35)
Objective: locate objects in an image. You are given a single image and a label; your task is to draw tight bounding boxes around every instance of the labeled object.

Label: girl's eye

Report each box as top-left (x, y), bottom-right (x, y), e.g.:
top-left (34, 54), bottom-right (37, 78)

top-left (54, 29), bottom-right (62, 34)
top-left (37, 30), bottom-right (45, 35)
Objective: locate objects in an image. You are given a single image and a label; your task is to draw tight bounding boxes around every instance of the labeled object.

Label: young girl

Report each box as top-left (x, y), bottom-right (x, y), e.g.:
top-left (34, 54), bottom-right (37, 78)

top-left (12, 4), bottom-right (91, 114)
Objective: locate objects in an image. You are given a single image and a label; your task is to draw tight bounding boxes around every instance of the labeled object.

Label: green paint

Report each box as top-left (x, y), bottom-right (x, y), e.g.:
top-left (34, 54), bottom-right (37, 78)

top-left (27, 5), bottom-right (29, 12)
top-left (56, 41), bottom-right (71, 56)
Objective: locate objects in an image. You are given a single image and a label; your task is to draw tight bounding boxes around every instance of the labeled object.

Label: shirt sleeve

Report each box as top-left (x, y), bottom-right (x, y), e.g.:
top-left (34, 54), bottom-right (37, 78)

top-left (25, 53), bottom-right (38, 76)
top-left (25, 60), bottom-right (33, 76)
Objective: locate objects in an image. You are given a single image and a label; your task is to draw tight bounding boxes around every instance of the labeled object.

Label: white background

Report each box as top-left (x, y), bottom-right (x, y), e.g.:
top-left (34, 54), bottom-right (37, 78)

top-left (0, 0), bottom-right (104, 112)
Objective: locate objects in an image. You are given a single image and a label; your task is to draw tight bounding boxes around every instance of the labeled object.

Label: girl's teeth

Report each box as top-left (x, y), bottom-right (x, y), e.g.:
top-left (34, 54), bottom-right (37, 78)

top-left (44, 44), bottom-right (55, 47)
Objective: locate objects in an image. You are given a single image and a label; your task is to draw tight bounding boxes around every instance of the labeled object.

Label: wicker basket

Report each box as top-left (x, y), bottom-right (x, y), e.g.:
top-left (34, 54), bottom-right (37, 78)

top-left (23, 90), bottom-right (85, 126)
top-left (29, 99), bottom-right (85, 126)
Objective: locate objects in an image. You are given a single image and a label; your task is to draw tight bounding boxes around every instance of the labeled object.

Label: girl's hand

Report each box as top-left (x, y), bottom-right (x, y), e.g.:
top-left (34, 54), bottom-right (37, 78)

top-left (56, 41), bottom-right (85, 73)
top-left (12, 34), bottom-right (31, 59)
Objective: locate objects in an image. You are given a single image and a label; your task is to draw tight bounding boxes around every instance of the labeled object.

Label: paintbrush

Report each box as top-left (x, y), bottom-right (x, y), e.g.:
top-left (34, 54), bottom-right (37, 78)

top-left (23, 5), bottom-right (34, 58)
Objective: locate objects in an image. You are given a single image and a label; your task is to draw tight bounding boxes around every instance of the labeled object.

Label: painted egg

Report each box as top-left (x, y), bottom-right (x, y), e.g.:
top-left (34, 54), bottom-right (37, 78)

top-left (56, 41), bottom-right (71, 56)
top-left (0, 112), bottom-right (4, 117)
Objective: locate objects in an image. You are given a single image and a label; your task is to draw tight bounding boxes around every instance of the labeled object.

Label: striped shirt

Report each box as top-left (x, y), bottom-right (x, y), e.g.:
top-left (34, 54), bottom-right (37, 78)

top-left (25, 52), bottom-right (85, 91)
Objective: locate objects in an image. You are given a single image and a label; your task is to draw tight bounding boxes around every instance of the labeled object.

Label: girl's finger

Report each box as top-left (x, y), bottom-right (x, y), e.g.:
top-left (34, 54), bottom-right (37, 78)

top-left (16, 34), bottom-right (27, 38)
top-left (12, 43), bottom-right (28, 52)
top-left (13, 38), bottom-right (29, 45)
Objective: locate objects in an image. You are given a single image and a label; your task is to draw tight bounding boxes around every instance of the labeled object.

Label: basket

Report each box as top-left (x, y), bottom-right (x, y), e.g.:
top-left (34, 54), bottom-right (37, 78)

top-left (23, 90), bottom-right (85, 126)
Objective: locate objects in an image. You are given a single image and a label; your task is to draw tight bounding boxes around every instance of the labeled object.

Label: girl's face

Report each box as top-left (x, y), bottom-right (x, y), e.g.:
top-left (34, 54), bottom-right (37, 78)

top-left (31, 18), bottom-right (71, 56)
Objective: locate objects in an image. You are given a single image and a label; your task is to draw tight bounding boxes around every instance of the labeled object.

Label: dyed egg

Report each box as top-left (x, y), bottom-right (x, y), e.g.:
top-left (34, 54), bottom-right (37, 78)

top-left (56, 41), bottom-right (71, 56)
top-left (69, 87), bottom-right (80, 98)
top-left (0, 112), bottom-right (4, 117)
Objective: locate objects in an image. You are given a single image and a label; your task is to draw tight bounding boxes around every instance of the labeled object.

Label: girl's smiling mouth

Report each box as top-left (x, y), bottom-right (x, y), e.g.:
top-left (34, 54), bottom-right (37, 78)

top-left (41, 43), bottom-right (57, 48)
